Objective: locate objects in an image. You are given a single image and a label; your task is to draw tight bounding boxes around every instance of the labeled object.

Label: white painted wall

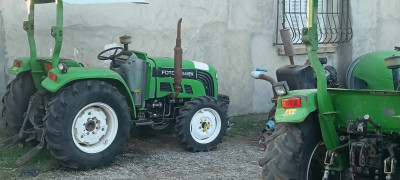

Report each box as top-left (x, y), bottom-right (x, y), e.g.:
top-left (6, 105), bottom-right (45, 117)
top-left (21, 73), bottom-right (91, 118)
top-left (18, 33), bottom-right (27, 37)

top-left (0, 0), bottom-right (398, 116)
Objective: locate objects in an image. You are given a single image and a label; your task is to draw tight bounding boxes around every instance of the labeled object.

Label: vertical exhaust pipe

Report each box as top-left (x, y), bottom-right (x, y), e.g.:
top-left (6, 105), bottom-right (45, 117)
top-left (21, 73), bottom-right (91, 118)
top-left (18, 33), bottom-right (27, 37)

top-left (172, 18), bottom-right (183, 98)
top-left (280, 0), bottom-right (295, 65)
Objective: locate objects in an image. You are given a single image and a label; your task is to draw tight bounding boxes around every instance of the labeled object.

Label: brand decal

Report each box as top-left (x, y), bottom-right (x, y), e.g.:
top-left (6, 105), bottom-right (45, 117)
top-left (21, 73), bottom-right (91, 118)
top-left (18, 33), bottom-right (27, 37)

top-left (153, 68), bottom-right (197, 79)
top-left (369, 91), bottom-right (399, 95)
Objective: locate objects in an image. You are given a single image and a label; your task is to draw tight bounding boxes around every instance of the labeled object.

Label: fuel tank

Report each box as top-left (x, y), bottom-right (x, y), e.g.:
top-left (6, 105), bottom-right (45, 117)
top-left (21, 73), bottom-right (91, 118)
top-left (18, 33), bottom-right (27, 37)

top-left (111, 51), bottom-right (147, 107)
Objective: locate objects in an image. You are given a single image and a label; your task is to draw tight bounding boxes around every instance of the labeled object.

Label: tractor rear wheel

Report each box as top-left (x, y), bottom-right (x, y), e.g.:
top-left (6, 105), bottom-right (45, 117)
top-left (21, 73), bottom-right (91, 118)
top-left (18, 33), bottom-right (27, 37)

top-left (175, 96), bottom-right (227, 152)
top-left (45, 80), bottom-right (131, 170)
top-left (259, 115), bottom-right (321, 180)
top-left (1, 72), bottom-right (36, 134)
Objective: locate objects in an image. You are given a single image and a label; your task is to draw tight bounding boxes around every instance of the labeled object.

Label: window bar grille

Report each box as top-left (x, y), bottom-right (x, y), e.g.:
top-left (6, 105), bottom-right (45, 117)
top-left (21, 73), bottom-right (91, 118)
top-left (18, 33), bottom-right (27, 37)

top-left (275, 0), bottom-right (352, 45)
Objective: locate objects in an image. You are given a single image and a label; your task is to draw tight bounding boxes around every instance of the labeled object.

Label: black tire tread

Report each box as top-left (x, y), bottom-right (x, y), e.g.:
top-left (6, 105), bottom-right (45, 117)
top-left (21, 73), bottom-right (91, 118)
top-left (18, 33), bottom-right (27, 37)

top-left (45, 80), bottom-right (131, 170)
top-left (1, 72), bottom-right (36, 134)
top-left (259, 117), bottom-right (320, 180)
top-left (175, 96), bottom-right (227, 152)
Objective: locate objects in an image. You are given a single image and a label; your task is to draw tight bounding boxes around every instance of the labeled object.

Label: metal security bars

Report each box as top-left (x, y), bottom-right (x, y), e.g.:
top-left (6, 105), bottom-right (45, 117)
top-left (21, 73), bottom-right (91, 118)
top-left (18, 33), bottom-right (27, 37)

top-left (275, 0), bottom-right (352, 44)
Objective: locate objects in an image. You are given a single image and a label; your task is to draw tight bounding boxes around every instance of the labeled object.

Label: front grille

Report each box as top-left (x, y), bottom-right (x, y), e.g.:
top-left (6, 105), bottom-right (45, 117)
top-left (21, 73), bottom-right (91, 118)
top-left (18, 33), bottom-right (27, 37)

top-left (197, 71), bottom-right (215, 97)
top-left (184, 85), bottom-right (193, 94)
top-left (160, 82), bottom-right (172, 92)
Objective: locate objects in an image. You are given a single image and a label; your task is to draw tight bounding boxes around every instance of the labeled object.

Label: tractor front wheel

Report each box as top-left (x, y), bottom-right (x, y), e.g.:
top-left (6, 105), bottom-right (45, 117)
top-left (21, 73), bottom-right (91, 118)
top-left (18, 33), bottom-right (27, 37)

top-left (45, 80), bottom-right (131, 169)
top-left (175, 96), bottom-right (227, 152)
top-left (259, 115), bottom-right (322, 180)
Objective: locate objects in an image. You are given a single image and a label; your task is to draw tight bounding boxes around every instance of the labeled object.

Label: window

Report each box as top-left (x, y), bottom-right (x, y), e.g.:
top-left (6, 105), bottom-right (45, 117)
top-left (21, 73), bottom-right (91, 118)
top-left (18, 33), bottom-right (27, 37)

top-left (275, 0), bottom-right (352, 44)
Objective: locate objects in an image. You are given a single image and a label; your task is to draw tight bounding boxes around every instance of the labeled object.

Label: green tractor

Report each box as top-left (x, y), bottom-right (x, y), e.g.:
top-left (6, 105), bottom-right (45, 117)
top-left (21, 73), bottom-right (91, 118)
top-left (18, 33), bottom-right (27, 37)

top-left (260, 0), bottom-right (400, 179)
top-left (0, 0), bottom-right (229, 169)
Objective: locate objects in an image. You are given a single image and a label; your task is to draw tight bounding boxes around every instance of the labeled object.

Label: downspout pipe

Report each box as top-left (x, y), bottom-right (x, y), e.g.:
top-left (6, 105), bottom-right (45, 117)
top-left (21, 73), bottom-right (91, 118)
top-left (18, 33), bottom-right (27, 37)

top-left (171, 18), bottom-right (183, 98)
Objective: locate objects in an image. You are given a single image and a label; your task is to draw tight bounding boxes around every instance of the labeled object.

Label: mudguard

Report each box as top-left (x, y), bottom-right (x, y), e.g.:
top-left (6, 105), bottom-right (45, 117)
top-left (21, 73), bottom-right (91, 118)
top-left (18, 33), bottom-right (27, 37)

top-left (41, 67), bottom-right (136, 116)
top-left (8, 58), bottom-right (31, 75)
top-left (275, 89), bottom-right (317, 123)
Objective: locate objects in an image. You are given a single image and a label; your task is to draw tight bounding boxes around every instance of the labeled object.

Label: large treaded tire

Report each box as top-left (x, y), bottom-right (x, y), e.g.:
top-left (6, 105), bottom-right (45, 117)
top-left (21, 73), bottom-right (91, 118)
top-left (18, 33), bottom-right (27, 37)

top-left (175, 96), bottom-right (227, 152)
top-left (45, 80), bottom-right (131, 170)
top-left (1, 72), bottom-right (36, 134)
top-left (259, 116), bottom-right (321, 180)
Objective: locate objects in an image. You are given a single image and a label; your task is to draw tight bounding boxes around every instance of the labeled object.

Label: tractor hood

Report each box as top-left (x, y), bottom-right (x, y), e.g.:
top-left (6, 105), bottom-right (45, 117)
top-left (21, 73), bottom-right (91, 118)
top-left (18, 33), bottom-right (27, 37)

top-left (150, 57), bottom-right (216, 73)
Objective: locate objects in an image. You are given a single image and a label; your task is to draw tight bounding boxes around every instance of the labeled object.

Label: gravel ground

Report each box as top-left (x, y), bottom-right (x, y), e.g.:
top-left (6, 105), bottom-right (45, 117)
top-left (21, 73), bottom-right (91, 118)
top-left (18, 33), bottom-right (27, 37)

top-left (33, 132), bottom-right (264, 180)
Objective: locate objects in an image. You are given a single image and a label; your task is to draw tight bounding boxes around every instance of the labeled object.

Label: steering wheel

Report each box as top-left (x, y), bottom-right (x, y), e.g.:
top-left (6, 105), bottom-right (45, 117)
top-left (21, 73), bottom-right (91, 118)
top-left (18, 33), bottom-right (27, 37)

top-left (97, 47), bottom-right (124, 60)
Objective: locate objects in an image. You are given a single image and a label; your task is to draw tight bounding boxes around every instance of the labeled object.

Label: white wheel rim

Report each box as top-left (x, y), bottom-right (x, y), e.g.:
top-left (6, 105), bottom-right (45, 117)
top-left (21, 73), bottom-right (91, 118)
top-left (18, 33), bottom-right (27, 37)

top-left (72, 102), bottom-right (118, 154)
top-left (190, 108), bottom-right (221, 144)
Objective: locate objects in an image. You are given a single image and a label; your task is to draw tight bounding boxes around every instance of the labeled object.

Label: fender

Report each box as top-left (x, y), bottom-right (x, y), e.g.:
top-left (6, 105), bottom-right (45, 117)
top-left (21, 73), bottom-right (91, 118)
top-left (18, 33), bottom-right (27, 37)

top-left (8, 57), bottom-right (32, 75)
top-left (42, 67), bottom-right (136, 117)
top-left (275, 89), bottom-right (317, 123)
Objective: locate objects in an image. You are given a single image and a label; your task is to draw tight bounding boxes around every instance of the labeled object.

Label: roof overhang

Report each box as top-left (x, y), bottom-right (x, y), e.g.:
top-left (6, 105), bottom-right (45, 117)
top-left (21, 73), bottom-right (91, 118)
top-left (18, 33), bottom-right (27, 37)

top-left (29, 0), bottom-right (149, 4)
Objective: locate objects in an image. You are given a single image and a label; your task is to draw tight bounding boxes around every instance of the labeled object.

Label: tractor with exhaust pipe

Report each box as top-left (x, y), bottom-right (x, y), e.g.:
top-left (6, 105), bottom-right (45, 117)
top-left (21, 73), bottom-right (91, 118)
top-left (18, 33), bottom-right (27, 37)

top-left (0, 0), bottom-right (229, 169)
top-left (260, 0), bottom-right (400, 179)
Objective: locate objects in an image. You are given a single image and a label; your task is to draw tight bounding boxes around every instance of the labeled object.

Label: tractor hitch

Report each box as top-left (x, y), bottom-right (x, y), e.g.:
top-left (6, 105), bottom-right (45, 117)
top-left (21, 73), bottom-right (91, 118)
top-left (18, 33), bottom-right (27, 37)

top-left (0, 92), bottom-right (47, 166)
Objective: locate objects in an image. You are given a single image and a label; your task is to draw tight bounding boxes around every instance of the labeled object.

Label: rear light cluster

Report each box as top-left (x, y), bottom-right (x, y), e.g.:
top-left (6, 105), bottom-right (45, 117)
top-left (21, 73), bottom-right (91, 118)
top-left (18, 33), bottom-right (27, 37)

top-left (48, 72), bottom-right (58, 82)
top-left (281, 98), bottom-right (302, 108)
top-left (13, 60), bottom-right (22, 67)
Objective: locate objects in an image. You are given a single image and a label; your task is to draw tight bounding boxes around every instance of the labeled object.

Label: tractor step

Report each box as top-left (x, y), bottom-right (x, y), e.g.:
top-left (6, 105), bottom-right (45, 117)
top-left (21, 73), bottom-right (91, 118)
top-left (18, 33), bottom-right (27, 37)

top-left (133, 119), bottom-right (155, 126)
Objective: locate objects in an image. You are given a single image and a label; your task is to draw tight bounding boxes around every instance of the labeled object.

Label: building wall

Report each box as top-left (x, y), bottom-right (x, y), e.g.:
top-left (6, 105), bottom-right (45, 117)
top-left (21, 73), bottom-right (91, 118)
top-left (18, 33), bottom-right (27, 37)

top-left (335, 0), bottom-right (400, 84)
top-left (0, 0), bottom-right (398, 116)
top-left (0, 9), bottom-right (6, 127)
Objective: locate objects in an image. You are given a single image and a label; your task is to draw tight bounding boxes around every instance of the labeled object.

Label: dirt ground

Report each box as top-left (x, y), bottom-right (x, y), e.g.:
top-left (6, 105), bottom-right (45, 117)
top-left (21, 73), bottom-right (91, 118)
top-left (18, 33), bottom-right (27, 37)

top-left (32, 133), bottom-right (263, 180)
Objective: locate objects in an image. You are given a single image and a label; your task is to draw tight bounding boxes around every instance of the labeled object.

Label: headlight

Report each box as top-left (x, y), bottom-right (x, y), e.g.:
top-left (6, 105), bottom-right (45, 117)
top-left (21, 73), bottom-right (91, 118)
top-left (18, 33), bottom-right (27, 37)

top-left (58, 62), bottom-right (69, 74)
top-left (215, 71), bottom-right (218, 79)
top-left (273, 81), bottom-right (290, 96)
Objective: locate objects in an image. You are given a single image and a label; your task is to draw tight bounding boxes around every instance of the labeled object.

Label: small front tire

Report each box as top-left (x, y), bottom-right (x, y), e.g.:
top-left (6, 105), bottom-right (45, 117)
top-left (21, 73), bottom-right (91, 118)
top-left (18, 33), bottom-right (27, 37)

top-left (175, 96), bottom-right (227, 152)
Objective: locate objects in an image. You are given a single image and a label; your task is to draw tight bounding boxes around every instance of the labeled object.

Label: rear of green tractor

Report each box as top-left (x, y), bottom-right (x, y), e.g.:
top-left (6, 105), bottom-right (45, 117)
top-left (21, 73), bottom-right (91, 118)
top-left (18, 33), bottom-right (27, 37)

top-left (260, 0), bottom-right (400, 179)
top-left (1, 0), bottom-right (229, 170)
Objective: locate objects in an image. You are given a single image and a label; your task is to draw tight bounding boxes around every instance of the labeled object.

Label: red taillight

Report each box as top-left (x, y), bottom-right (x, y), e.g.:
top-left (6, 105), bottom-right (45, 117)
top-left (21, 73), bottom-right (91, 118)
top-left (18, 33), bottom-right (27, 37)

top-left (48, 72), bottom-right (57, 82)
top-left (281, 98), bottom-right (302, 108)
top-left (13, 60), bottom-right (22, 67)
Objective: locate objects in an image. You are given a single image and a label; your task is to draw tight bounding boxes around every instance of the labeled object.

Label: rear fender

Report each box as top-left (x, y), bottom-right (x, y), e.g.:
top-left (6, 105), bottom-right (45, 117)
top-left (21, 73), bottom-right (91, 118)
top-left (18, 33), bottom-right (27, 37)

top-left (275, 89), bottom-right (318, 123)
top-left (41, 67), bottom-right (136, 118)
top-left (8, 58), bottom-right (32, 75)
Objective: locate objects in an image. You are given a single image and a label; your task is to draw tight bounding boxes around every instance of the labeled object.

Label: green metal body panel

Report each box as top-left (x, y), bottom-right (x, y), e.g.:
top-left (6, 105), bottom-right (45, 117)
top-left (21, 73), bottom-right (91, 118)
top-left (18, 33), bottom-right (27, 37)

top-left (148, 57), bottom-right (218, 99)
top-left (329, 89), bottom-right (400, 133)
top-left (42, 68), bottom-right (127, 92)
top-left (8, 57), bottom-right (32, 75)
top-left (41, 67), bottom-right (137, 117)
top-left (9, 57), bottom-right (80, 83)
top-left (353, 51), bottom-right (400, 90)
top-left (275, 89), bottom-right (317, 123)
top-left (277, 88), bottom-right (400, 133)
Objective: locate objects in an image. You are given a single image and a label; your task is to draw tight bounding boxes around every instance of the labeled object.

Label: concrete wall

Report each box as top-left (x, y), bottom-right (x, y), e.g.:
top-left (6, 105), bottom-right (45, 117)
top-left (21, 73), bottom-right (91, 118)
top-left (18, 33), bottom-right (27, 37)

top-left (0, 8), bottom-right (6, 127)
top-left (0, 0), bottom-right (398, 116)
top-left (335, 0), bottom-right (400, 84)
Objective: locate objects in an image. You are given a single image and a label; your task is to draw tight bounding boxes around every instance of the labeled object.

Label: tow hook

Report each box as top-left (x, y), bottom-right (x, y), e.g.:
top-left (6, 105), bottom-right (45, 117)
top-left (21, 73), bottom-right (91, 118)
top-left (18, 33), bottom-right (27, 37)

top-left (384, 157), bottom-right (397, 180)
top-left (322, 151), bottom-right (337, 180)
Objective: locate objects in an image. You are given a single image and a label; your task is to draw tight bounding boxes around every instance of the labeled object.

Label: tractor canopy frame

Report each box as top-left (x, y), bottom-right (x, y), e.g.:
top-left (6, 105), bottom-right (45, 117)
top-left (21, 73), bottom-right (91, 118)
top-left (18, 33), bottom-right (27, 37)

top-left (24, 0), bottom-right (148, 89)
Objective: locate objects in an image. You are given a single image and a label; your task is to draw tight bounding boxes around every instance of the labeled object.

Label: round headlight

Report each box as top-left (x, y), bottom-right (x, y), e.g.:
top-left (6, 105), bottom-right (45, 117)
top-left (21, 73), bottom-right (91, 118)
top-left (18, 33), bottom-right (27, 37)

top-left (58, 62), bottom-right (69, 74)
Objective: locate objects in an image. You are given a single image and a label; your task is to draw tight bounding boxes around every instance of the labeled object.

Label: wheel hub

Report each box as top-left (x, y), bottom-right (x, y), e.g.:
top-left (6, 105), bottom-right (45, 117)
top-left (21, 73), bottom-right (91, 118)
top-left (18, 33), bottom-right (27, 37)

top-left (190, 108), bottom-right (222, 144)
top-left (74, 106), bottom-right (109, 146)
top-left (85, 119), bottom-right (97, 132)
